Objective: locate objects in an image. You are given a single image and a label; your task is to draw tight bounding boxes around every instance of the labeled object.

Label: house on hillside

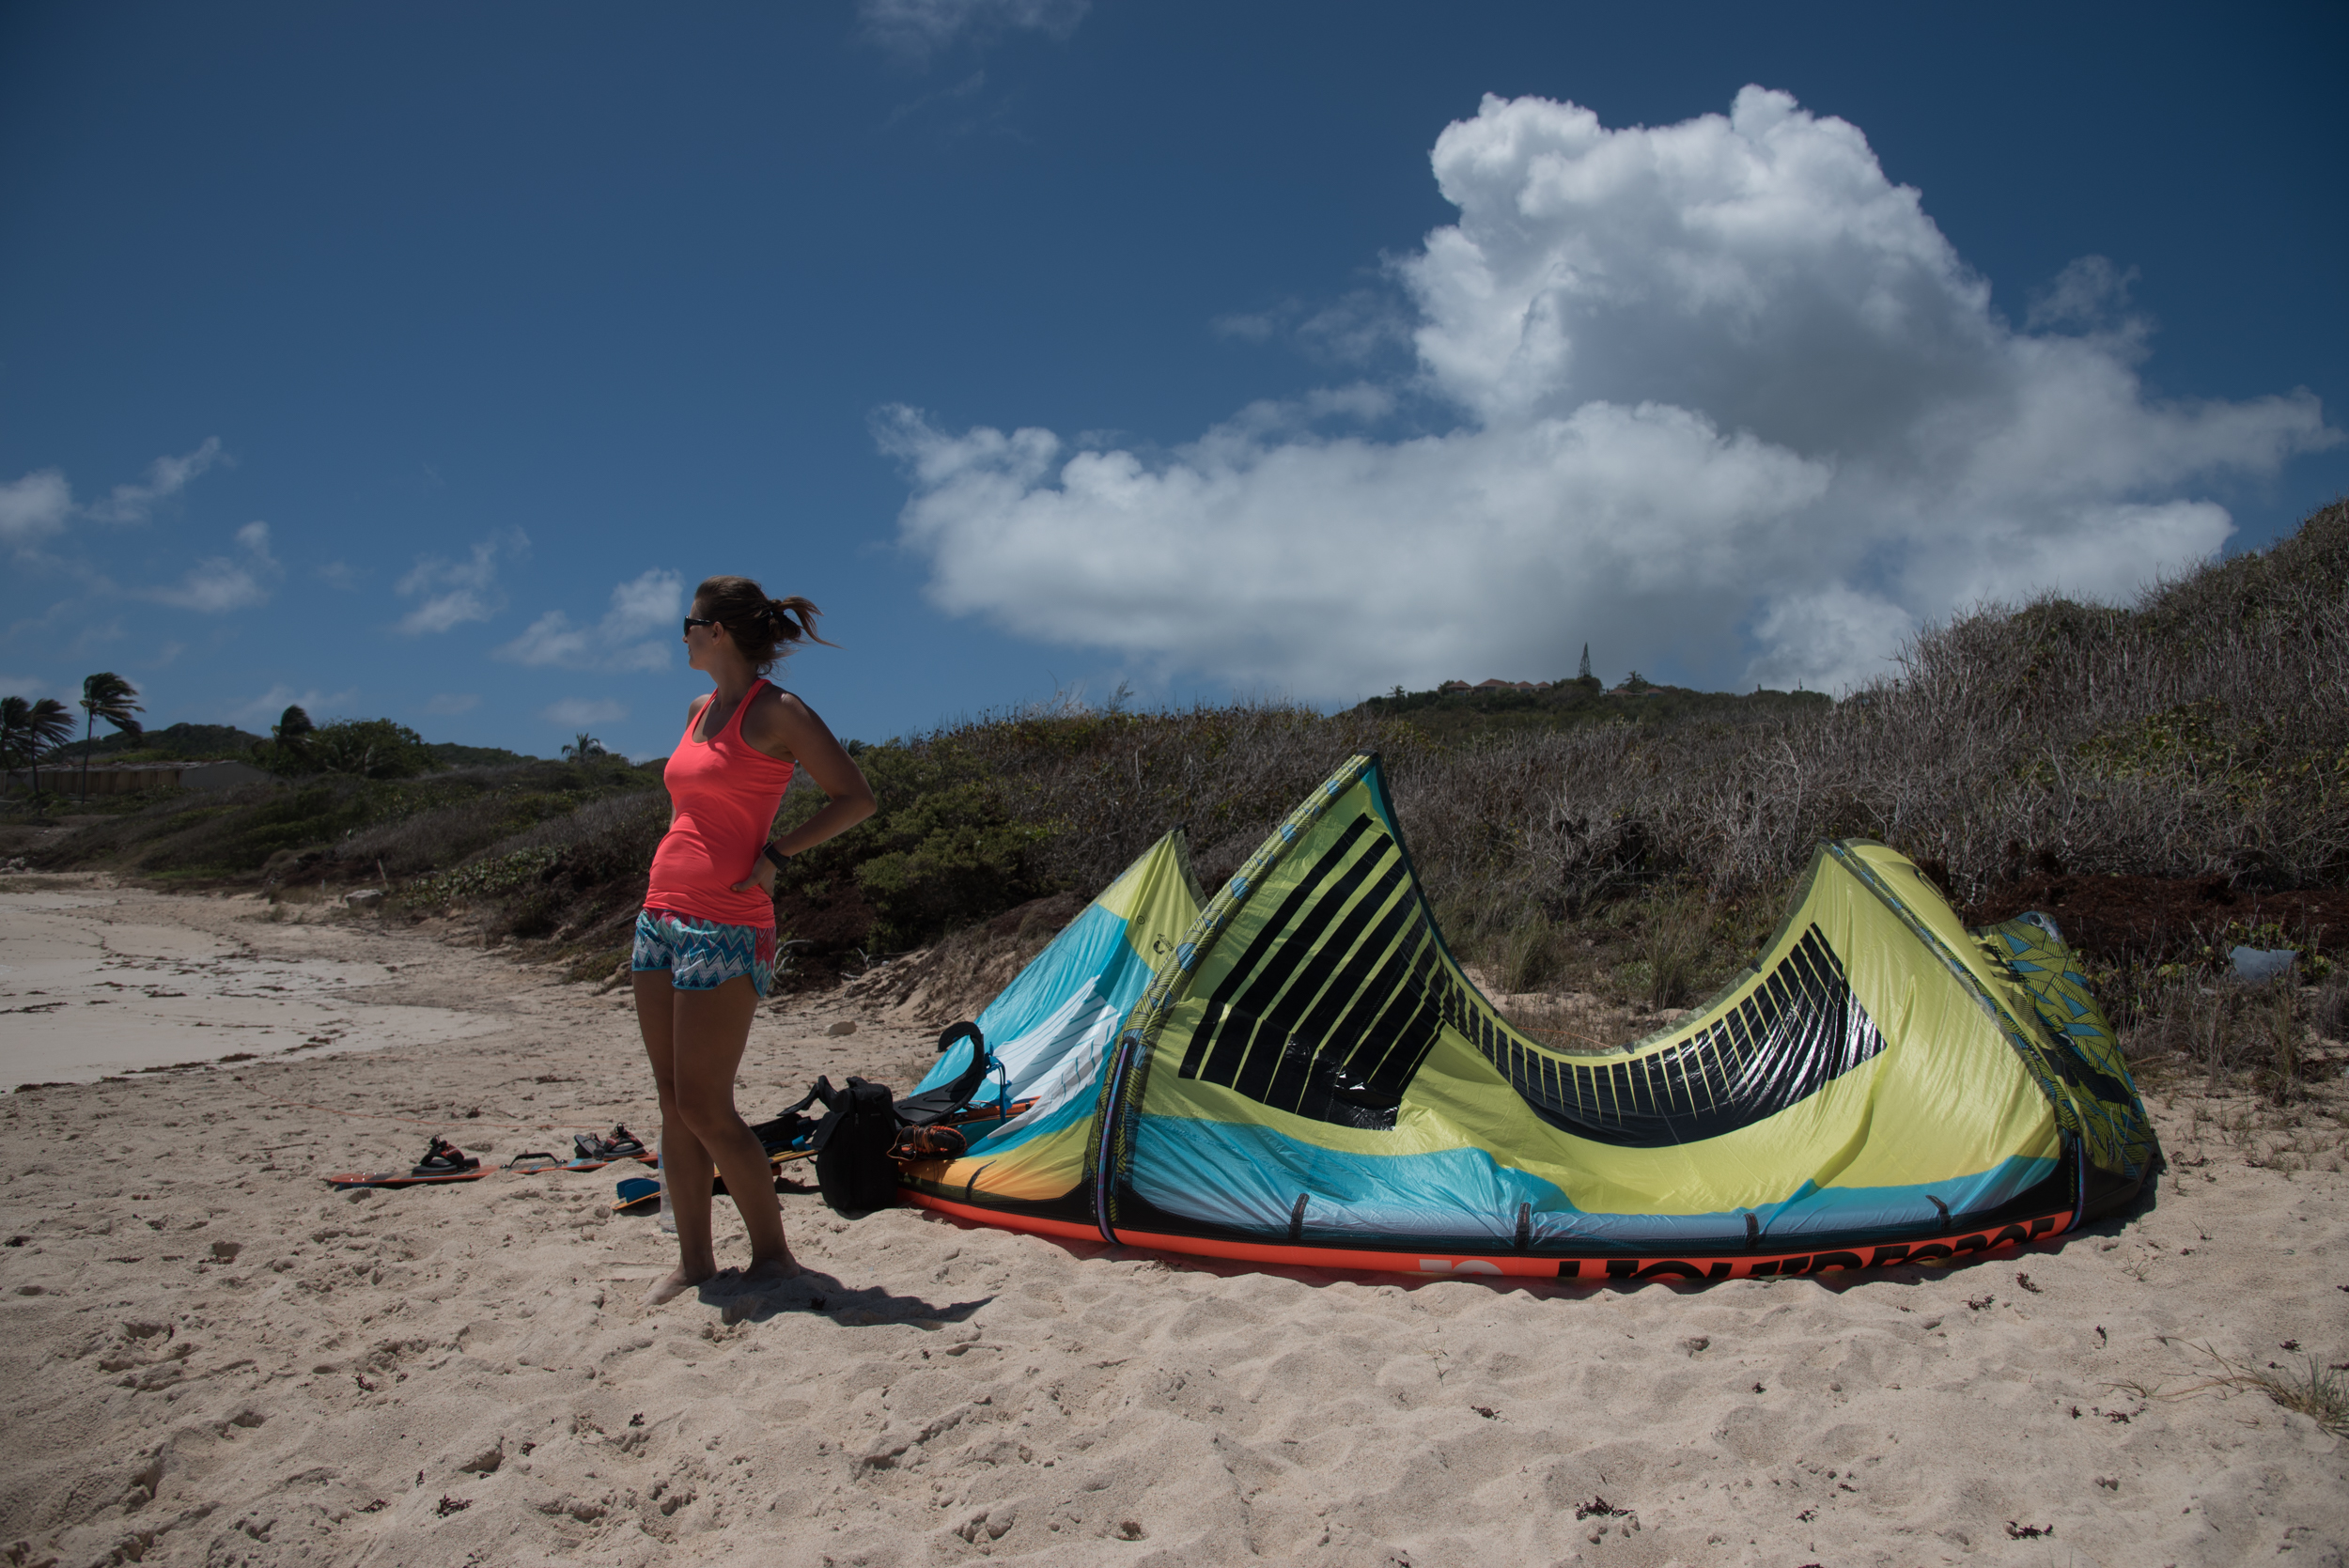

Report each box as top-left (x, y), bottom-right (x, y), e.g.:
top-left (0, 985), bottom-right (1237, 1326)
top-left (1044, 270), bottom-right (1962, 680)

top-left (1438, 678), bottom-right (1552, 694)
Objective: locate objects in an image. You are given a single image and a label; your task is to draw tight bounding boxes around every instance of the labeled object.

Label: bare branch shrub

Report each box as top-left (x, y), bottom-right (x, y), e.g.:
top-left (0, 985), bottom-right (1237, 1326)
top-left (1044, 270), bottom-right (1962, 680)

top-left (1376, 500), bottom-right (2346, 922)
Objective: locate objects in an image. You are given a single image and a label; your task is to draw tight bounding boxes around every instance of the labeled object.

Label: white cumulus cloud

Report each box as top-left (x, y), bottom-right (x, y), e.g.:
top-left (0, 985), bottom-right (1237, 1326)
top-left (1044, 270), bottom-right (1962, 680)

top-left (396, 528), bottom-right (530, 635)
top-left (0, 470), bottom-right (73, 549)
top-left (884, 86), bottom-right (2339, 696)
top-left (544, 698), bottom-right (627, 727)
top-left (495, 569), bottom-right (682, 672)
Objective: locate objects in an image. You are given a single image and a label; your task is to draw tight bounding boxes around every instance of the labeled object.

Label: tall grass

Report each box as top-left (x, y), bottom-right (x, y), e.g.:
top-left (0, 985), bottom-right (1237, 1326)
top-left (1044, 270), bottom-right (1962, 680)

top-left (2137, 1343), bottom-right (2349, 1437)
top-left (2117, 972), bottom-right (2347, 1100)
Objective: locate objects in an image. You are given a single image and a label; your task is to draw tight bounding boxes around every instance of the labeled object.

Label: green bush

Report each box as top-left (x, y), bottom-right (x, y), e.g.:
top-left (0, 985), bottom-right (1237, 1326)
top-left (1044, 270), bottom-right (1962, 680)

top-left (260, 718), bottom-right (437, 780)
top-left (851, 782), bottom-right (1056, 950)
top-left (398, 846), bottom-right (562, 908)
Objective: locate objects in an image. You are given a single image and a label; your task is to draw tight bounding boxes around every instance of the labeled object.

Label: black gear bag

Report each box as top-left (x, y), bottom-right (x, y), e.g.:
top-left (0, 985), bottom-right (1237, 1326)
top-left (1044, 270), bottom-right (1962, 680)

top-left (806, 1075), bottom-right (901, 1213)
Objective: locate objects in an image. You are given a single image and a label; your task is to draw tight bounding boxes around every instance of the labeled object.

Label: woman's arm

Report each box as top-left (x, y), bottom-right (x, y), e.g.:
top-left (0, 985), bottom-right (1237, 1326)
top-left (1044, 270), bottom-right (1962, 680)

top-left (729, 689), bottom-right (876, 894)
top-left (669, 696), bottom-right (708, 827)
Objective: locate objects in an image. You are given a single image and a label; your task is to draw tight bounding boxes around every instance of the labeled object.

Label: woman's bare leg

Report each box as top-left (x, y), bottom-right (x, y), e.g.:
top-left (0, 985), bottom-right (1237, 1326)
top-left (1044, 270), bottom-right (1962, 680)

top-left (634, 968), bottom-right (719, 1304)
top-left (670, 977), bottom-right (796, 1278)
top-left (637, 970), bottom-right (796, 1305)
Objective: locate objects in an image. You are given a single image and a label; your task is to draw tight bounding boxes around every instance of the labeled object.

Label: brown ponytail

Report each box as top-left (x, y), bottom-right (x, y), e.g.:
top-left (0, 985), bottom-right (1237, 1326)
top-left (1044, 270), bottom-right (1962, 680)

top-left (693, 575), bottom-right (837, 675)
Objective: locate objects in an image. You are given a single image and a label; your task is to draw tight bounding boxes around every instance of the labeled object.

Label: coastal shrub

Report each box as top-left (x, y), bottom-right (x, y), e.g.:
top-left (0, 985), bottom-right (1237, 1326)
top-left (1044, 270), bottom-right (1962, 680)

top-left (948, 697), bottom-right (1424, 896)
top-left (436, 789), bottom-right (674, 946)
top-left (26, 758), bottom-right (661, 883)
top-left (43, 779), bottom-right (391, 880)
top-left (850, 783), bottom-right (1057, 952)
top-left (25, 498), bottom-right (2347, 1050)
top-left (335, 768), bottom-right (657, 878)
top-left (398, 846), bottom-right (563, 908)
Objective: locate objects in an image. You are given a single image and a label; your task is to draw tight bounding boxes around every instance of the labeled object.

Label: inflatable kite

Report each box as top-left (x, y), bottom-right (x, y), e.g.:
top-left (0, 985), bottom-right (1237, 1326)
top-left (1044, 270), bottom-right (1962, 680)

top-left (901, 754), bottom-right (2153, 1280)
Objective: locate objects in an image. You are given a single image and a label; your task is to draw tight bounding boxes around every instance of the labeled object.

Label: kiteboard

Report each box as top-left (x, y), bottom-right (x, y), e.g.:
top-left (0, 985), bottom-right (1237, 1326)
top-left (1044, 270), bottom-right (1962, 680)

top-left (324, 1137), bottom-right (493, 1189)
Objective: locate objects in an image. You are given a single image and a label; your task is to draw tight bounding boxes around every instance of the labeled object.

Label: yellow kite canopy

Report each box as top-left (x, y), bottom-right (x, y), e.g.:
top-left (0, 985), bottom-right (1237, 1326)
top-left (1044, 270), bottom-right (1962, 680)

top-left (903, 755), bottom-right (2153, 1280)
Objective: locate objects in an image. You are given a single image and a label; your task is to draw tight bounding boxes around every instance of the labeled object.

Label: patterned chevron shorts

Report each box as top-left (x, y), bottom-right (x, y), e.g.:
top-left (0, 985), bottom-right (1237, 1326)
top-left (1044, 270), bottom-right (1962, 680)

top-left (631, 908), bottom-right (779, 997)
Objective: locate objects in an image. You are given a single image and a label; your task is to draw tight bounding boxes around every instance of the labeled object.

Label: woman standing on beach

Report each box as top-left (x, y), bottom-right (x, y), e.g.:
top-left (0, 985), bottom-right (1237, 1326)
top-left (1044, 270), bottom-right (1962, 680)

top-left (634, 575), bottom-right (874, 1305)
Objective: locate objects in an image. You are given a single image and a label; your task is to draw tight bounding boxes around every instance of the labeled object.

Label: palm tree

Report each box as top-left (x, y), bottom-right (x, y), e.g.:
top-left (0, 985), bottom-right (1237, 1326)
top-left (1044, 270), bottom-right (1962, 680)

top-left (562, 731), bottom-right (608, 762)
top-left (23, 699), bottom-right (74, 800)
top-left (0, 697), bottom-right (25, 795)
top-left (77, 672), bottom-right (144, 801)
top-left (265, 704), bottom-right (316, 772)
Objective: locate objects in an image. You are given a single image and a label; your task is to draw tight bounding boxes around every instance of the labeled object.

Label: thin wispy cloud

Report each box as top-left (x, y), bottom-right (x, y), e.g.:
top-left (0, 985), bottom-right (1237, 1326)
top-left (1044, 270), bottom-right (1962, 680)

top-left (884, 86), bottom-right (2339, 698)
top-left (496, 568), bottom-right (681, 673)
top-left (395, 528), bottom-right (529, 635)
top-left (0, 672), bottom-right (72, 703)
top-left (2, 439), bottom-right (227, 552)
top-left (859, 0), bottom-right (1086, 63)
top-left (144, 520), bottom-right (279, 613)
top-left (86, 437), bottom-right (226, 524)
top-left (2026, 255), bottom-right (2141, 334)
top-left (883, 70), bottom-right (988, 131)
top-left (65, 616), bottom-right (127, 660)
top-left (544, 697), bottom-right (627, 726)
top-left (1214, 290), bottom-right (1415, 365)
top-left (230, 682), bottom-right (358, 727)
top-left (1211, 310), bottom-right (1280, 344)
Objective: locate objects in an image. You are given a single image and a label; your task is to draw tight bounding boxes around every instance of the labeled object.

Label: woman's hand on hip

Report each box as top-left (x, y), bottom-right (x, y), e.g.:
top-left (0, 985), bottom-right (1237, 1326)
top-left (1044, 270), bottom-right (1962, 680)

top-left (730, 855), bottom-right (780, 896)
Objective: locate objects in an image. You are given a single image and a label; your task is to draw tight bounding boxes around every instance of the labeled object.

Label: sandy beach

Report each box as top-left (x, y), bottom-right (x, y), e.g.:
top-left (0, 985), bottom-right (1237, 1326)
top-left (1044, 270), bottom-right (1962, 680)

top-left (3, 875), bottom-right (2344, 1567)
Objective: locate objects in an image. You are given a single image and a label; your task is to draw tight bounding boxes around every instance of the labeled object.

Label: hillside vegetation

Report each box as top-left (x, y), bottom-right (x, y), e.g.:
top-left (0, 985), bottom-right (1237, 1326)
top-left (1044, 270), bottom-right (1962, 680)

top-left (37, 718), bottom-right (535, 772)
top-left (1357, 678), bottom-right (1831, 745)
top-left (21, 500), bottom-right (2348, 1095)
top-left (41, 722), bottom-right (268, 762)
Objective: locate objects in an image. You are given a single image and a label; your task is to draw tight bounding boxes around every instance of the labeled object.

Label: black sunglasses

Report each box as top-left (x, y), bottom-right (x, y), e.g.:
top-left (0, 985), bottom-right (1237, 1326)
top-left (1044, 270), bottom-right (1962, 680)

top-left (682, 616), bottom-right (718, 635)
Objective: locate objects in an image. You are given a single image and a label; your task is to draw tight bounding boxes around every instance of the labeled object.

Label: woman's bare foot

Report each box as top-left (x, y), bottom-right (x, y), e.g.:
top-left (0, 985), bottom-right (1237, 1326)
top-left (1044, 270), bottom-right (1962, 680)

top-left (715, 1256), bottom-right (807, 1324)
top-left (642, 1263), bottom-right (715, 1307)
top-left (737, 1254), bottom-right (803, 1290)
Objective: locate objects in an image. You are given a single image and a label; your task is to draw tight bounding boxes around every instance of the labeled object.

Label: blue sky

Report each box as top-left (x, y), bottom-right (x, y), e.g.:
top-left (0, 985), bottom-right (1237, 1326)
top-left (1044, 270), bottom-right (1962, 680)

top-left (4, 1), bottom-right (2343, 757)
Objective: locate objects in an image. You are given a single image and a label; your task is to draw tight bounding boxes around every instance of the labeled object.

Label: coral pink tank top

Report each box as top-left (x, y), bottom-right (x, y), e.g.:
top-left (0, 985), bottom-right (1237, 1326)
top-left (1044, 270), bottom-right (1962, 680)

top-left (645, 678), bottom-right (796, 928)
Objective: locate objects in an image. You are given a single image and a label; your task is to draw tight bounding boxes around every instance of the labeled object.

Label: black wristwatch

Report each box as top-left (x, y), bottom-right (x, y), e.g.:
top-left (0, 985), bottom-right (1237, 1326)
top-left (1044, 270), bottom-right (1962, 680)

top-left (761, 842), bottom-right (790, 871)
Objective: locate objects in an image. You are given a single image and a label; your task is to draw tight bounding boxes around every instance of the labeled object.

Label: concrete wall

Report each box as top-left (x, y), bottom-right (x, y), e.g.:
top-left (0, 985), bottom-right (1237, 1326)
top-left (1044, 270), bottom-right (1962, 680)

top-left (3, 759), bottom-right (271, 796)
